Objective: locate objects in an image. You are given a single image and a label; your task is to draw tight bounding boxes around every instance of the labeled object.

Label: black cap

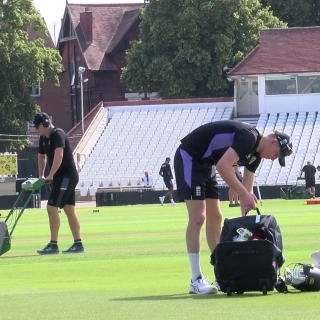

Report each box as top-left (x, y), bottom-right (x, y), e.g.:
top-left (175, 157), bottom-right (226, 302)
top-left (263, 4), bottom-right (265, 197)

top-left (33, 112), bottom-right (50, 127)
top-left (275, 131), bottom-right (293, 167)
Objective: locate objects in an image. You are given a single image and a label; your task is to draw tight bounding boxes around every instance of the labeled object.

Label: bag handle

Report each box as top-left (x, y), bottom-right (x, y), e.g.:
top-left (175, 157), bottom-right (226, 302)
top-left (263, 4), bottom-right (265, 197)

top-left (245, 207), bottom-right (261, 216)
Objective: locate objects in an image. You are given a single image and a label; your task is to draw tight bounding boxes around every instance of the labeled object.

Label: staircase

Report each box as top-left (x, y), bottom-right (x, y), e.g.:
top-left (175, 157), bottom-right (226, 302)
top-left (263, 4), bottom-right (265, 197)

top-left (67, 101), bottom-right (104, 151)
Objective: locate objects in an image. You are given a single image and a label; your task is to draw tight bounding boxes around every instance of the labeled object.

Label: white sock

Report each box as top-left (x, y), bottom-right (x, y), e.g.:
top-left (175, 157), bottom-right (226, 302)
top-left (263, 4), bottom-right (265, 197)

top-left (188, 253), bottom-right (203, 281)
top-left (170, 199), bottom-right (175, 203)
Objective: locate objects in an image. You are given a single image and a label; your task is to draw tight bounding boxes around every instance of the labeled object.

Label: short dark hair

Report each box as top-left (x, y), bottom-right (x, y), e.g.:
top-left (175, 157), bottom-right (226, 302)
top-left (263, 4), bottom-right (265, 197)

top-left (166, 157), bottom-right (170, 161)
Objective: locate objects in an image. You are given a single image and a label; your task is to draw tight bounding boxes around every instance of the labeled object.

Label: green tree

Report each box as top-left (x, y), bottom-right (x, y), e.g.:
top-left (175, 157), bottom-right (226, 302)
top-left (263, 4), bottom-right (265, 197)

top-left (260, 0), bottom-right (320, 27)
top-left (0, 0), bottom-right (61, 150)
top-left (121, 0), bottom-right (285, 99)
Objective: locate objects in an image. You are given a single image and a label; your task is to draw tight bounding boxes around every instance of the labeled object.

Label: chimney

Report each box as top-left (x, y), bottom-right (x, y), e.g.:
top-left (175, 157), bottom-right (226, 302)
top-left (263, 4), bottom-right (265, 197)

top-left (80, 7), bottom-right (93, 42)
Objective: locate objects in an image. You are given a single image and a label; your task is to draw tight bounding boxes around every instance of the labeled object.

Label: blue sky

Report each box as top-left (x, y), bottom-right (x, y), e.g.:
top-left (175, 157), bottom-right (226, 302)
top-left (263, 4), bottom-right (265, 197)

top-left (33, 0), bottom-right (144, 44)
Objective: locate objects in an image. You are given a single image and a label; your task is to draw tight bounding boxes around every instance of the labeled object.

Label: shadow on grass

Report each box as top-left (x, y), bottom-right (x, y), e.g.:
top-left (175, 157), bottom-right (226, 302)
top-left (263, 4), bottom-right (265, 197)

top-left (111, 292), bottom-right (271, 301)
top-left (1, 254), bottom-right (40, 259)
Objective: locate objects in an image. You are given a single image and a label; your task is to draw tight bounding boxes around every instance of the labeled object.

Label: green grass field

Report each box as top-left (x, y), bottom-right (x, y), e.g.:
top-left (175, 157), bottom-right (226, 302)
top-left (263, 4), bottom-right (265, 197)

top-left (0, 199), bottom-right (319, 320)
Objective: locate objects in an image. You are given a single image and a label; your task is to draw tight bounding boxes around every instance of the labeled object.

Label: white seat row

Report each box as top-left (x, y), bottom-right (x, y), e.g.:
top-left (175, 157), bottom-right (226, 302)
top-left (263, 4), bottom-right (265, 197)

top-left (78, 108), bottom-right (320, 189)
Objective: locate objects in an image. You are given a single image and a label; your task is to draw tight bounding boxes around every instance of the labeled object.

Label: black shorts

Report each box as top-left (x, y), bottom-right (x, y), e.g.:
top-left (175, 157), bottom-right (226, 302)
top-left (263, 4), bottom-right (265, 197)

top-left (163, 179), bottom-right (173, 189)
top-left (305, 177), bottom-right (315, 189)
top-left (47, 174), bottom-right (79, 208)
top-left (174, 145), bottom-right (219, 202)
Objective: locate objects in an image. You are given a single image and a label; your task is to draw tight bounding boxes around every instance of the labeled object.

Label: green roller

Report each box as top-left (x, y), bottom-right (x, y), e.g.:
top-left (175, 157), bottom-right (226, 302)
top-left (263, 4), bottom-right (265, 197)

top-left (0, 178), bottom-right (45, 256)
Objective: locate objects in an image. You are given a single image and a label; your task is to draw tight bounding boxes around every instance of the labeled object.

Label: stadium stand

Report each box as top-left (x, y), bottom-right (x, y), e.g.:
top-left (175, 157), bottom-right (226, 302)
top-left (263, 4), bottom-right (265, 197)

top-left (74, 103), bottom-right (320, 198)
top-left (255, 111), bottom-right (320, 186)
top-left (75, 103), bottom-right (233, 196)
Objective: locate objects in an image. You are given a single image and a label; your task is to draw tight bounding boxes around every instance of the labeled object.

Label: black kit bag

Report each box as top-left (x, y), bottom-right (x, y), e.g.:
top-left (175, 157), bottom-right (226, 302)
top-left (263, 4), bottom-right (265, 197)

top-left (210, 209), bottom-right (285, 296)
top-left (219, 208), bottom-right (283, 253)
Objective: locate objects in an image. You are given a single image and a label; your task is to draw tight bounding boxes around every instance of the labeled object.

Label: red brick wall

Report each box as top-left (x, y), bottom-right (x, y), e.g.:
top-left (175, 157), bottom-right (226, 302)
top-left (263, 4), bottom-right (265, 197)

top-left (103, 97), bottom-right (234, 107)
top-left (59, 39), bottom-right (89, 130)
top-left (34, 72), bottom-right (71, 132)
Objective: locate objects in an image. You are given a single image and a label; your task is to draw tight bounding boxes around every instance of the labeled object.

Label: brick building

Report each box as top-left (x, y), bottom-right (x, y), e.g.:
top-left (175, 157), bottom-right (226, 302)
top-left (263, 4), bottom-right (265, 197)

top-left (56, 3), bottom-right (144, 131)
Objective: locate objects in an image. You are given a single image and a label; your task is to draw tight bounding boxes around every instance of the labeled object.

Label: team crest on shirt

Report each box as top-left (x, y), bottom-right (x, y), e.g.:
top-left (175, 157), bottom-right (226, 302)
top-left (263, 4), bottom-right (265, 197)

top-left (249, 156), bottom-right (257, 164)
top-left (243, 153), bottom-right (257, 165)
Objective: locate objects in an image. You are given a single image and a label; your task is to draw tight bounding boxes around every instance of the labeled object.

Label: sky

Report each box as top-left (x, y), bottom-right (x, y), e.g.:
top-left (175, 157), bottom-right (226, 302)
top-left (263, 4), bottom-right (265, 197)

top-left (33, 0), bottom-right (144, 44)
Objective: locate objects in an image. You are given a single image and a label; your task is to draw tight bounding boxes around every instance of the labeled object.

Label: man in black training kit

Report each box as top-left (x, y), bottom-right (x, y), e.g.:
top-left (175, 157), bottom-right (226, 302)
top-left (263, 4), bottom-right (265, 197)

top-left (33, 112), bottom-right (85, 254)
top-left (159, 157), bottom-right (177, 205)
top-left (174, 120), bottom-right (293, 294)
top-left (300, 161), bottom-right (316, 197)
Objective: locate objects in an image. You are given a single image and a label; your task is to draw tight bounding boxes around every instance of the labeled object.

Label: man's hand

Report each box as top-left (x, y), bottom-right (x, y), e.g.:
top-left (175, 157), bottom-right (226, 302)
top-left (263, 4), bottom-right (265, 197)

top-left (239, 192), bottom-right (258, 216)
top-left (44, 175), bottom-right (53, 184)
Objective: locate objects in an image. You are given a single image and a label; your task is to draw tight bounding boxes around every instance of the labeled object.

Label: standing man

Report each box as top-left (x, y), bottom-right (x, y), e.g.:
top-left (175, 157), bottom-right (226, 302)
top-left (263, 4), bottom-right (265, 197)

top-left (159, 157), bottom-right (176, 205)
top-left (300, 161), bottom-right (316, 197)
top-left (142, 171), bottom-right (154, 188)
top-left (174, 120), bottom-right (293, 294)
top-left (33, 112), bottom-right (85, 255)
top-left (316, 165), bottom-right (320, 180)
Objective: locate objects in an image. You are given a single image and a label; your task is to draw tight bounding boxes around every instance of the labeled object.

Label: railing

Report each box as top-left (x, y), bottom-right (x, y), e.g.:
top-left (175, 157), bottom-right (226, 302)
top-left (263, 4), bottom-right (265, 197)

top-left (73, 107), bottom-right (108, 170)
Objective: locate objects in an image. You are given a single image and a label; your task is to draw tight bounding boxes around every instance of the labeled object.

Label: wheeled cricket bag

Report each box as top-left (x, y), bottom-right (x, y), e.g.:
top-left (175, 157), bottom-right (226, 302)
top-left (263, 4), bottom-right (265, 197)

top-left (210, 209), bottom-right (285, 296)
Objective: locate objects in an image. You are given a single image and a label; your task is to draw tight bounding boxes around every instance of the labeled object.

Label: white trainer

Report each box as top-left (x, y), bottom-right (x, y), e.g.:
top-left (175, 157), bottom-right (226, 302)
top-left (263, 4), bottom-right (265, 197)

top-left (189, 276), bottom-right (217, 294)
top-left (212, 280), bottom-right (220, 293)
top-left (171, 201), bottom-right (177, 206)
top-left (159, 196), bottom-right (164, 206)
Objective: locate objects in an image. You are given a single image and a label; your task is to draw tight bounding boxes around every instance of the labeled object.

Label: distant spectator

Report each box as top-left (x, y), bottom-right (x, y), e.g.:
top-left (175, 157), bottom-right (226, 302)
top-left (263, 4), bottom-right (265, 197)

top-left (159, 157), bottom-right (176, 206)
top-left (142, 171), bottom-right (154, 188)
top-left (317, 165), bottom-right (320, 180)
top-left (300, 161), bottom-right (316, 198)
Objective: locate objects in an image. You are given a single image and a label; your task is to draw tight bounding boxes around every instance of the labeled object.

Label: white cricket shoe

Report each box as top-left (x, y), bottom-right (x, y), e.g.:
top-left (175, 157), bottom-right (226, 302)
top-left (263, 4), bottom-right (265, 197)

top-left (212, 280), bottom-right (220, 293)
top-left (311, 250), bottom-right (320, 268)
top-left (171, 201), bottom-right (177, 206)
top-left (189, 276), bottom-right (218, 294)
top-left (159, 196), bottom-right (164, 206)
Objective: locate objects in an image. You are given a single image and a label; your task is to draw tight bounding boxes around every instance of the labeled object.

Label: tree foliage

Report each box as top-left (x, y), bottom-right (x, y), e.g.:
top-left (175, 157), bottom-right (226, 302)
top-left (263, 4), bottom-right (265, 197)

top-left (260, 0), bottom-right (320, 27)
top-left (121, 0), bottom-right (285, 99)
top-left (0, 0), bottom-right (61, 150)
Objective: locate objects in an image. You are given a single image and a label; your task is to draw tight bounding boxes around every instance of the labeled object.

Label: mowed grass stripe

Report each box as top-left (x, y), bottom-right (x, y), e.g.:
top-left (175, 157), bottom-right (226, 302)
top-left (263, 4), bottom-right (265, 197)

top-left (0, 199), bottom-right (320, 319)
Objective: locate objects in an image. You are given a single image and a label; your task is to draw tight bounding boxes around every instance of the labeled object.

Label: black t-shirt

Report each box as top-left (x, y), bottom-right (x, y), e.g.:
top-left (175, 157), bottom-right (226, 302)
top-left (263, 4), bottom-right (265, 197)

top-left (302, 164), bottom-right (316, 179)
top-left (180, 120), bottom-right (262, 173)
top-left (39, 128), bottom-right (77, 178)
top-left (159, 162), bottom-right (173, 181)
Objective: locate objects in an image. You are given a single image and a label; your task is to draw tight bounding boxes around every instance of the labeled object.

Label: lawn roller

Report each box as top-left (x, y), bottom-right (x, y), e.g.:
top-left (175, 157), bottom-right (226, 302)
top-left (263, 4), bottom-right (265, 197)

top-left (0, 178), bottom-right (45, 256)
top-left (280, 178), bottom-right (314, 200)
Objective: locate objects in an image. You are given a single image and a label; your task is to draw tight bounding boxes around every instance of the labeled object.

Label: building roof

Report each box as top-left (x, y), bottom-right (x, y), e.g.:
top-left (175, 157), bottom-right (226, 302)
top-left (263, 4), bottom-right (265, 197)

top-left (28, 21), bottom-right (55, 49)
top-left (66, 3), bottom-right (143, 71)
top-left (228, 27), bottom-right (320, 76)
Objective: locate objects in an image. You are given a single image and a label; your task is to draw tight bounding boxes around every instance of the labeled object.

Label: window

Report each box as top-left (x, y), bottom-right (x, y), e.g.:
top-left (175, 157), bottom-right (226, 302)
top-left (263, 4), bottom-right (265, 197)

top-left (71, 61), bottom-right (75, 86)
top-left (70, 60), bottom-right (81, 86)
top-left (76, 60), bottom-right (80, 85)
top-left (29, 83), bottom-right (41, 97)
top-left (297, 76), bottom-right (320, 94)
top-left (265, 76), bottom-right (296, 95)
